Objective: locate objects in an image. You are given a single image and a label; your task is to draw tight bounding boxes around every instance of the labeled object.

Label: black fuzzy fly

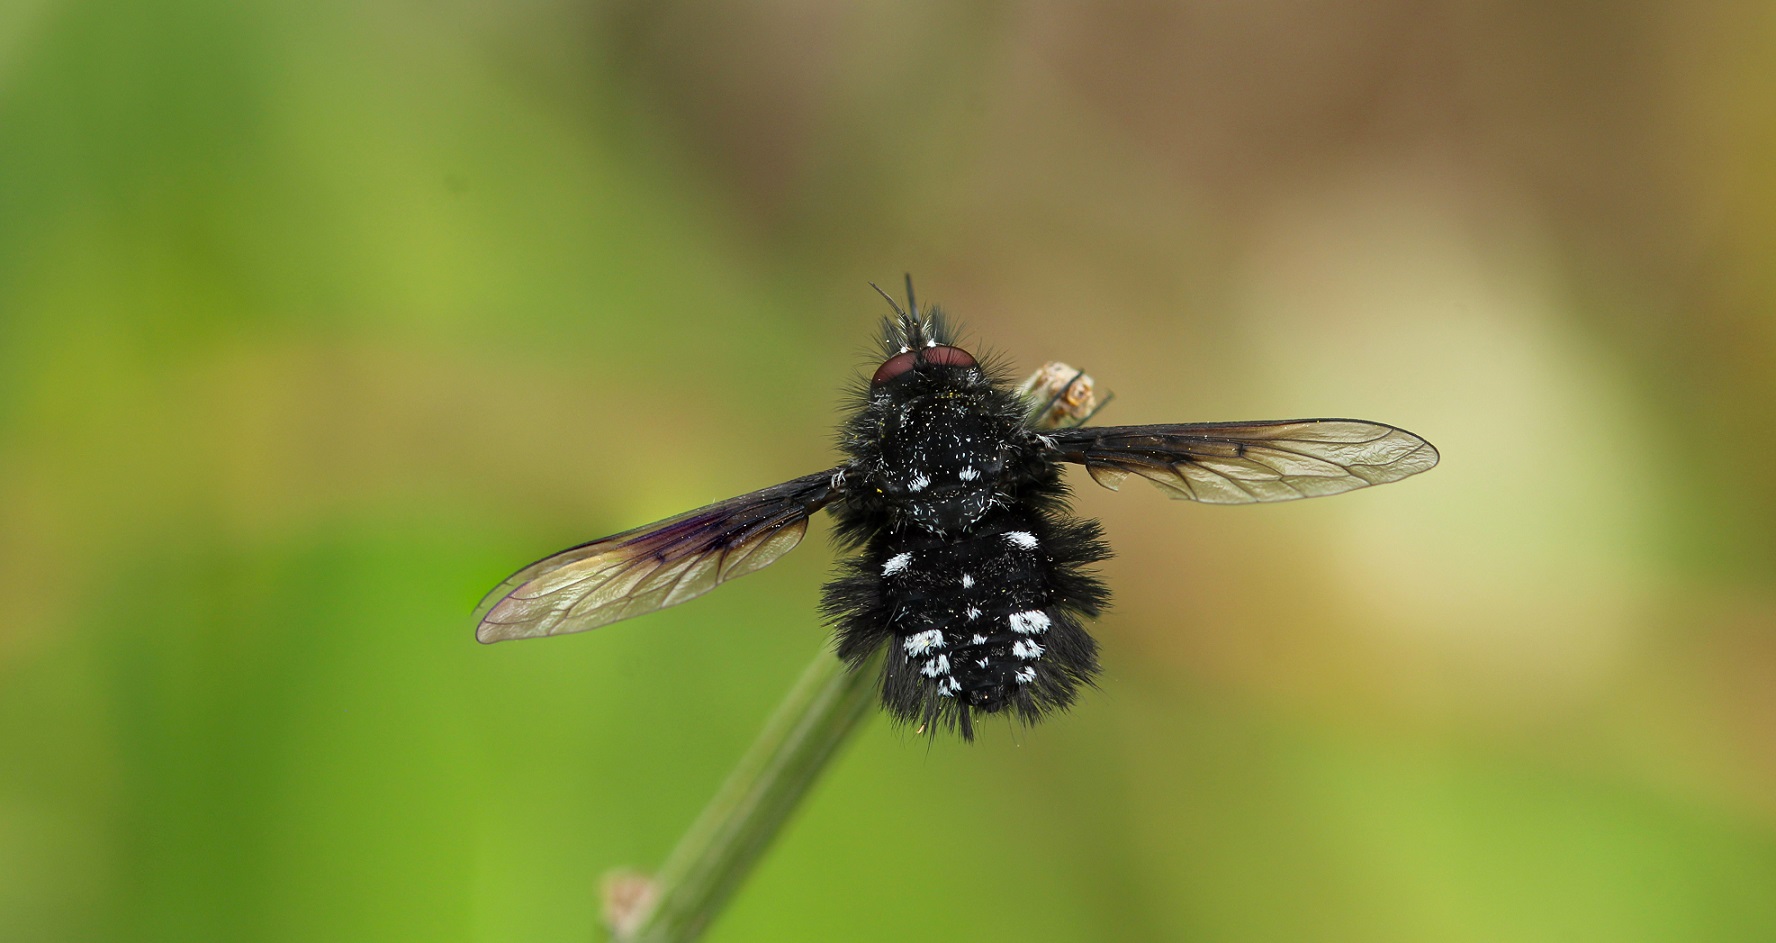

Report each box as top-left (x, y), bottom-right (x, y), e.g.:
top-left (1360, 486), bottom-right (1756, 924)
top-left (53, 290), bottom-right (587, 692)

top-left (474, 280), bottom-right (1439, 739)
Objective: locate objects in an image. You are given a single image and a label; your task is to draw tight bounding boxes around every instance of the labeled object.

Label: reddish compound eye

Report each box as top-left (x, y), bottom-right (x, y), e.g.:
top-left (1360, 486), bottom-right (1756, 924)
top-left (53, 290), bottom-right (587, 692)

top-left (871, 351), bottom-right (920, 385)
top-left (924, 345), bottom-right (977, 368)
top-left (871, 345), bottom-right (977, 385)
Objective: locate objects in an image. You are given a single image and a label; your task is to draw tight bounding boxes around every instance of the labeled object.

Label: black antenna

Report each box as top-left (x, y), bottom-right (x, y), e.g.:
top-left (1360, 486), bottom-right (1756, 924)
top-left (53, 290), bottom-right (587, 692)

top-left (868, 282), bottom-right (907, 318)
top-left (903, 273), bottom-right (918, 318)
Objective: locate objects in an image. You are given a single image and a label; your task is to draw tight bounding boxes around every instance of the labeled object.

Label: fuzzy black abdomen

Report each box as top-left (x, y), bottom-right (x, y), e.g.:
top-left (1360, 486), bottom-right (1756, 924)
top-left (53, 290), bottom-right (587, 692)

top-left (823, 498), bottom-right (1111, 739)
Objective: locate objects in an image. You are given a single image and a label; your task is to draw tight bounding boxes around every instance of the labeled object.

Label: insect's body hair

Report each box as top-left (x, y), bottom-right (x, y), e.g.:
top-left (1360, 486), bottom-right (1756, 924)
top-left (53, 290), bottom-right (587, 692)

top-left (822, 310), bottom-right (1111, 739)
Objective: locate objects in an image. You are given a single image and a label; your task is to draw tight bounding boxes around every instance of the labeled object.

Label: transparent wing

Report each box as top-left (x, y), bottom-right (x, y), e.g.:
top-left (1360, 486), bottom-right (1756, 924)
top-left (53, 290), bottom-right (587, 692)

top-left (1049, 419), bottom-right (1438, 504)
top-left (474, 469), bottom-right (842, 642)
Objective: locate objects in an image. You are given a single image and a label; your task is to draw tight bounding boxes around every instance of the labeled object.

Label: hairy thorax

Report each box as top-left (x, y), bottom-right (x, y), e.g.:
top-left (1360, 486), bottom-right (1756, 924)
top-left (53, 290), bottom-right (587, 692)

top-left (873, 392), bottom-right (1014, 534)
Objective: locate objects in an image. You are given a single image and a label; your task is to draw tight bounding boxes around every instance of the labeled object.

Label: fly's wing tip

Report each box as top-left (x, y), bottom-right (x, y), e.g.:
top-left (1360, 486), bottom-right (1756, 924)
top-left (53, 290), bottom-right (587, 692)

top-left (1415, 437), bottom-right (1442, 472)
top-left (472, 576), bottom-right (579, 643)
top-left (473, 600), bottom-right (530, 643)
top-left (1367, 427), bottom-right (1440, 483)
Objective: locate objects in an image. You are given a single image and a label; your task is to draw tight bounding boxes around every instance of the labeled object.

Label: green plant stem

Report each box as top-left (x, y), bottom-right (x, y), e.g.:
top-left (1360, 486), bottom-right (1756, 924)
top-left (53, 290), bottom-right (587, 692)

top-left (615, 647), bottom-right (881, 943)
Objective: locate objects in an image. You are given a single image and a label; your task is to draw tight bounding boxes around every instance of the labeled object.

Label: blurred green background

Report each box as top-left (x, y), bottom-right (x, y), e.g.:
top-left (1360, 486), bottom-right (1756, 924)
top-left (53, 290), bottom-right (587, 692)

top-left (4, 2), bottom-right (1776, 941)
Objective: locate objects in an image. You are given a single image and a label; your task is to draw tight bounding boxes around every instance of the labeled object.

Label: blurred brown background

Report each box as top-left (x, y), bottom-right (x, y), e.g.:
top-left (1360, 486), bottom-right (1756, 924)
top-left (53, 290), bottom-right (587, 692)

top-left (3, 2), bottom-right (1775, 941)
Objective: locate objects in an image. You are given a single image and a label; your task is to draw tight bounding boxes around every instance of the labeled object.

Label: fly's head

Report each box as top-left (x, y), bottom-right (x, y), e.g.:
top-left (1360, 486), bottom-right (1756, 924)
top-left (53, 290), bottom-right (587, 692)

top-left (860, 316), bottom-right (1013, 534)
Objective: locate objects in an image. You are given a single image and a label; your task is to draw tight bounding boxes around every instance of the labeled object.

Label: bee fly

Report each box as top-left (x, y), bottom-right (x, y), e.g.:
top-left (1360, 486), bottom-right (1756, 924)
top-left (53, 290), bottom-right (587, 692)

top-left (474, 280), bottom-right (1438, 739)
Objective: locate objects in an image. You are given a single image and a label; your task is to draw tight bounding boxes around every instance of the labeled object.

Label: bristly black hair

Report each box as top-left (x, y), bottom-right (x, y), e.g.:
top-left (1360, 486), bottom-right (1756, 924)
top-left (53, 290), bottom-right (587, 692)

top-left (877, 309), bottom-right (956, 355)
top-left (869, 274), bottom-right (961, 357)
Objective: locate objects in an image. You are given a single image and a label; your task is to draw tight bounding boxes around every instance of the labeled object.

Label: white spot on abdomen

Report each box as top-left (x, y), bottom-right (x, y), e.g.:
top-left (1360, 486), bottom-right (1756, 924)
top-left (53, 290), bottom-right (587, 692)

top-left (1009, 610), bottom-right (1051, 634)
top-left (960, 573), bottom-right (975, 589)
top-left (908, 473), bottom-right (931, 493)
top-left (1012, 639), bottom-right (1044, 660)
top-left (958, 466), bottom-right (979, 481)
top-left (882, 552), bottom-right (912, 576)
top-left (1014, 666), bottom-right (1037, 684)
top-left (1004, 531), bottom-right (1038, 549)
top-left (965, 606), bottom-right (982, 621)
top-left (903, 629), bottom-right (945, 655)
top-left (920, 654), bottom-right (952, 677)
